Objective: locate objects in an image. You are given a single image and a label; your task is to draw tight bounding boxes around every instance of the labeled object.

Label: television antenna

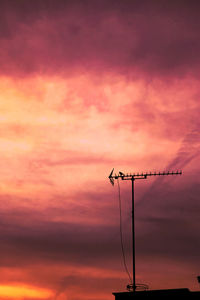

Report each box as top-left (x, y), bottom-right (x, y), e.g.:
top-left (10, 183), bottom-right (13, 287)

top-left (108, 168), bottom-right (182, 292)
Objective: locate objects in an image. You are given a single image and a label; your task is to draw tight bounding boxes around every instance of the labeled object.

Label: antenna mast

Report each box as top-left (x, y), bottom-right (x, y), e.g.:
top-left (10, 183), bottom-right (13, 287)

top-left (108, 169), bottom-right (182, 292)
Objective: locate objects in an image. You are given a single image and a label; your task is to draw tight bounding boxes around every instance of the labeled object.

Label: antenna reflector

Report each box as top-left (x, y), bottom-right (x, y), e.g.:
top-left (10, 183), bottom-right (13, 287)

top-left (109, 168), bottom-right (114, 178)
top-left (108, 168), bottom-right (115, 186)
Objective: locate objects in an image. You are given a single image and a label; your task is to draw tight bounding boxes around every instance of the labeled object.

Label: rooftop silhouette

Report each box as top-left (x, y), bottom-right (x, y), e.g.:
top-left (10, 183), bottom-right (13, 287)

top-left (113, 288), bottom-right (200, 299)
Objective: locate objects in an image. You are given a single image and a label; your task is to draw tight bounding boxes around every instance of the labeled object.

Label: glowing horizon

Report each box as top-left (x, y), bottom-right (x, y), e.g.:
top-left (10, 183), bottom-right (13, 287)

top-left (0, 284), bottom-right (52, 299)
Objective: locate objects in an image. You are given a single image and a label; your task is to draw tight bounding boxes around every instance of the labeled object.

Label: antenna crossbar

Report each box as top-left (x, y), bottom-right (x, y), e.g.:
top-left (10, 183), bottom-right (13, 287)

top-left (109, 170), bottom-right (182, 184)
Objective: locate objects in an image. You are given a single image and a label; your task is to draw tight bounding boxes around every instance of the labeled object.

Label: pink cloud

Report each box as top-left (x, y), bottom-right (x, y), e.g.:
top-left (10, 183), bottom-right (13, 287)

top-left (0, 0), bottom-right (200, 79)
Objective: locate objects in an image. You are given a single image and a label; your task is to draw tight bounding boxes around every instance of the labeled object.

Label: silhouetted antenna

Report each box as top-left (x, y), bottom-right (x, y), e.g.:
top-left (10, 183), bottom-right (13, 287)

top-left (108, 168), bottom-right (182, 292)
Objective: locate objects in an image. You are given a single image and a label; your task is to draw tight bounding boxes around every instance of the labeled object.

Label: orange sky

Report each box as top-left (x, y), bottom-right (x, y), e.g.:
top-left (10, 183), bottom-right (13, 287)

top-left (0, 1), bottom-right (200, 299)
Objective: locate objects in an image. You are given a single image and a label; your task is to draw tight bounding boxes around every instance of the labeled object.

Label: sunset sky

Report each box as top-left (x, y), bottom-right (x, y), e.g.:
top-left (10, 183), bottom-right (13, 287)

top-left (0, 0), bottom-right (200, 299)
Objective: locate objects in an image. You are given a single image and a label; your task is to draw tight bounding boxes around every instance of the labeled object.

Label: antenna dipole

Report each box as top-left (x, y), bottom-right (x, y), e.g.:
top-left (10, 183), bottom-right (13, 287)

top-left (109, 169), bottom-right (182, 292)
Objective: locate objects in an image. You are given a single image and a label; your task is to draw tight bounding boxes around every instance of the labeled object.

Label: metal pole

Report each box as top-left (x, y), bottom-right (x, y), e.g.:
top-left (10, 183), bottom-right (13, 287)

top-left (132, 178), bottom-right (136, 292)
